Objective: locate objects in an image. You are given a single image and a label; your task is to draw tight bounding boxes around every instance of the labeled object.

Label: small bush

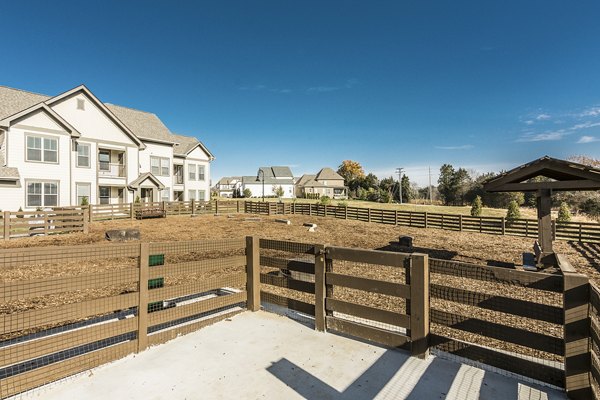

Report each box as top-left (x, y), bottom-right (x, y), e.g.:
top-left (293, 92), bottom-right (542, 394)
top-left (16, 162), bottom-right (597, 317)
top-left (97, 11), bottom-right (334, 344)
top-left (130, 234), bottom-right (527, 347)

top-left (80, 196), bottom-right (89, 206)
top-left (243, 188), bottom-right (252, 198)
top-left (470, 195), bottom-right (483, 217)
top-left (134, 195), bottom-right (141, 204)
top-left (17, 206), bottom-right (24, 218)
top-left (337, 200), bottom-right (348, 207)
top-left (319, 196), bottom-right (332, 205)
top-left (506, 200), bottom-right (521, 221)
top-left (557, 202), bottom-right (571, 223)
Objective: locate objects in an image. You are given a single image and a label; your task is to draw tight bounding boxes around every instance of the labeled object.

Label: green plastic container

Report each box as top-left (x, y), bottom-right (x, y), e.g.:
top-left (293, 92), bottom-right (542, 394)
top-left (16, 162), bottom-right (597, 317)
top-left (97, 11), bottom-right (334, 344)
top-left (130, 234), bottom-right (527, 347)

top-left (148, 301), bottom-right (163, 313)
top-left (148, 277), bottom-right (164, 290)
top-left (149, 254), bottom-right (165, 267)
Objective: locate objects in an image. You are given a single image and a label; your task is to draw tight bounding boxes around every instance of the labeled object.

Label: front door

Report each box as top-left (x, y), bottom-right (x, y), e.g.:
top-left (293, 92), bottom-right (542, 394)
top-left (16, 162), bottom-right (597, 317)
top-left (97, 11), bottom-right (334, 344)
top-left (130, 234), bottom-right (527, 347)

top-left (141, 188), bottom-right (154, 203)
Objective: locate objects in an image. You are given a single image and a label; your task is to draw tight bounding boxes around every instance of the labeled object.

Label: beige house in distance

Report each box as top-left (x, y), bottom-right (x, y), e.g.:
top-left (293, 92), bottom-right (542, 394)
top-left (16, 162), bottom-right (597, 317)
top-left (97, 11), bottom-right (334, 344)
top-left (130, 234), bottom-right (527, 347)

top-left (295, 167), bottom-right (347, 199)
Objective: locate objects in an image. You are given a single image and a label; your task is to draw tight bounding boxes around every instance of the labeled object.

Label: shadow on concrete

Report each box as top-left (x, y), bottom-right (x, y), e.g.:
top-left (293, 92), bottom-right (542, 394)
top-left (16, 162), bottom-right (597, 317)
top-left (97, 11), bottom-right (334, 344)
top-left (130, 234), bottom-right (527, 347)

top-left (266, 350), bottom-right (565, 399)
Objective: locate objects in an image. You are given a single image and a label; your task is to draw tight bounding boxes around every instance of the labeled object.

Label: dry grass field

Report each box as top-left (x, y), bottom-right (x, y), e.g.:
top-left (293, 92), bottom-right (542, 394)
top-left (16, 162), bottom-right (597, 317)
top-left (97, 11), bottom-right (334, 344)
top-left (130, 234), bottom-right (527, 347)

top-left (1, 213), bottom-right (597, 283)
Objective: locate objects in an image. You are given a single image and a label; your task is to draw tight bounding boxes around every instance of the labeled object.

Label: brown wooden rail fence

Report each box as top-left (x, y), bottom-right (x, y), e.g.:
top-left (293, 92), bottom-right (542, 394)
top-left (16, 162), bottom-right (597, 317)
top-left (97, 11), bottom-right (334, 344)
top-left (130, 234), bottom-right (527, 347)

top-left (2, 208), bottom-right (88, 241)
top-left (245, 201), bottom-right (600, 243)
top-left (0, 237), bottom-right (598, 399)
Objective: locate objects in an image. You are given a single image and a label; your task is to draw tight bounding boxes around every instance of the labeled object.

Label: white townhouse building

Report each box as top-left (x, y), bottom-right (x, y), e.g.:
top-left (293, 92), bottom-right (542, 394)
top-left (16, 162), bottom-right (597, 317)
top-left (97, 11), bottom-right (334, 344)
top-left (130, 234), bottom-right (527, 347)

top-left (0, 85), bottom-right (214, 211)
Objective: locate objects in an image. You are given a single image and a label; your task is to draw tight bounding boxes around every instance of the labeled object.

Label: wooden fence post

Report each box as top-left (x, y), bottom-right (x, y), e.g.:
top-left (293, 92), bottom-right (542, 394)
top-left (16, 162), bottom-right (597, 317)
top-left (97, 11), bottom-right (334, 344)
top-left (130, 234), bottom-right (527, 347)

top-left (368, 208), bottom-right (371, 223)
top-left (395, 210), bottom-right (398, 225)
top-left (562, 265), bottom-right (592, 399)
top-left (89, 204), bottom-right (94, 222)
top-left (237, 200), bottom-right (240, 213)
top-left (138, 243), bottom-right (150, 353)
top-left (246, 236), bottom-right (260, 311)
top-left (409, 253), bottom-right (429, 359)
top-left (459, 215), bottom-right (463, 231)
top-left (424, 212), bottom-right (428, 229)
top-left (129, 203), bottom-right (134, 220)
top-left (501, 217), bottom-right (506, 235)
top-left (314, 244), bottom-right (326, 332)
top-left (191, 199), bottom-right (196, 215)
top-left (3, 211), bottom-right (10, 240)
top-left (324, 205), bottom-right (328, 218)
top-left (345, 206), bottom-right (348, 220)
top-left (83, 208), bottom-right (89, 234)
top-left (309, 204), bottom-right (312, 216)
top-left (215, 201), bottom-right (219, 215)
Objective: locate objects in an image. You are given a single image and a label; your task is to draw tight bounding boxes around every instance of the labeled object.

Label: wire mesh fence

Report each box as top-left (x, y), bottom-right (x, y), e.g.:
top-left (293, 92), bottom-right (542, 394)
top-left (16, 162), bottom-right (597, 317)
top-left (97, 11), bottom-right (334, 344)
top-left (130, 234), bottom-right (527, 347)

top-left (0, 238), bottom-right (247, 398)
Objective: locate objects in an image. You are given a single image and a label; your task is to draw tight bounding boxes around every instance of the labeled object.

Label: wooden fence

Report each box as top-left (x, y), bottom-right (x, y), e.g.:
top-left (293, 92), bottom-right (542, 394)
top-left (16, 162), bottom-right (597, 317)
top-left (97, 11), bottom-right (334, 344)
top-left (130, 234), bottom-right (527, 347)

top-left (591, 283), bottom-right (600, 399)
top-left (1, 237), bottom-right (599, 398)
top-left (1, 208), bottom-right (88, 241)
top-left (0, 238), bottom-right (248, 398)
top-left (245, 201), bottom-right (600, 243)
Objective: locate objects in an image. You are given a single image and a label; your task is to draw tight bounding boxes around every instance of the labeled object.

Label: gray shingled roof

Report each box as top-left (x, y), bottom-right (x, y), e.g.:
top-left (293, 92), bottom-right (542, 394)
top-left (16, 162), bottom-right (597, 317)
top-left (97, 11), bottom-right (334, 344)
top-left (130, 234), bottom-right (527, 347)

top-left (128, 172), bottom-right (165, 189)
top-left (170, 133), bottom-right (200, 156)
top-left (315, 167), bottom-right (344, 181)
top-left (218, 176), bottom-right (241, 185)
top-left (0, 86), bottom-right (50, 120)
top-left (105, 104), bottom-right (175, 143)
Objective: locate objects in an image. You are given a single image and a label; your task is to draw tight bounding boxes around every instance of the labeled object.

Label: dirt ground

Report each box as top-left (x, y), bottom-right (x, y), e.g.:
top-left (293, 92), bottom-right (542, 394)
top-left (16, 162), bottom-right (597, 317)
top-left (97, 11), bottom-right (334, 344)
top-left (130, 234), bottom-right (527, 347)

top-left (3, 213), bottom-right (590, 363)
top-left (1, 213), bottom-right (598, 284)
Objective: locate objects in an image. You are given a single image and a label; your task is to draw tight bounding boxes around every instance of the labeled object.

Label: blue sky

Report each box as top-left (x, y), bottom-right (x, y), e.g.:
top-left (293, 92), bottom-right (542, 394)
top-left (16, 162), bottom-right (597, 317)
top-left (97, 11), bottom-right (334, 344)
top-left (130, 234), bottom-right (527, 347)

top-left (2, 1), bottom-right (600, 185)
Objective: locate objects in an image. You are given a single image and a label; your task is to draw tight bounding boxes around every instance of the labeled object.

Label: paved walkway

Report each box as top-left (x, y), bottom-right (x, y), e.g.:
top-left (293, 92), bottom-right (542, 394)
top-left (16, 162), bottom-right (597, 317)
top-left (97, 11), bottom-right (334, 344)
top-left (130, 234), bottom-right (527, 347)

top-left (18, 311), bottom-right (566, 400)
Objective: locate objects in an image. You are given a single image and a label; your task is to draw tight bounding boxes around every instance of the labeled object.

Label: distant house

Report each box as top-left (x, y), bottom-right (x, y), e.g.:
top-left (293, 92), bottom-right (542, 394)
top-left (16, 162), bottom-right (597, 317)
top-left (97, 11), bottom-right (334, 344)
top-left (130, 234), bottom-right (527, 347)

top-left (215, 176), bottom-right (242, 198)
top-left (241, 166), bottom-right (295, 198)
top-left (296, 167), bottom-right (347, 199)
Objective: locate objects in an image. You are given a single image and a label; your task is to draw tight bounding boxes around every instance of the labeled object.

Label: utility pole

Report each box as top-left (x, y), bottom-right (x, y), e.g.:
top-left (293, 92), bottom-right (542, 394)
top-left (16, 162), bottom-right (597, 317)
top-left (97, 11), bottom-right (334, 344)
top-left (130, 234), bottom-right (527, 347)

top-left (428, 166), bottom-right (433, 204)
top-left (395, 168), bottom-right (404, 204)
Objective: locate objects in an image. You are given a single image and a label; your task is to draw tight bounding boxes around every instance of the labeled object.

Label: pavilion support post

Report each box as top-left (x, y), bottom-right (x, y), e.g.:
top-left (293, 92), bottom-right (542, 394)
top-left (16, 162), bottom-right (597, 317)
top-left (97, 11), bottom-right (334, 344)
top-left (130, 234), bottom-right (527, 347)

top-left (537, 189), bottom-right (554, 263)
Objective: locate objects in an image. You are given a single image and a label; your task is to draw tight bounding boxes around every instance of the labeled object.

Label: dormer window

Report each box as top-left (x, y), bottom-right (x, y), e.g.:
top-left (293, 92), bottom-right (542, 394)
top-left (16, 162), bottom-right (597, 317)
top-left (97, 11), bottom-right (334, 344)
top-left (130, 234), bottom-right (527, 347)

top-left (77, 98), bottom-right (85, 110)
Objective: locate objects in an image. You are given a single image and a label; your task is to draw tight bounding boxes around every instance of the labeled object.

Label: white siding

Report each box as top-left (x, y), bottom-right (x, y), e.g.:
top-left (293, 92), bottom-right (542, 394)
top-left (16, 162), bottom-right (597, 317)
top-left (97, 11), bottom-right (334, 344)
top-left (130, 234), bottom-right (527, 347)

top-left (6, 111), bottom-right (71, 210)
top-left (51, 93), bottom-right (138, 145)
top-left (139, 141), bottom-right (173, 199)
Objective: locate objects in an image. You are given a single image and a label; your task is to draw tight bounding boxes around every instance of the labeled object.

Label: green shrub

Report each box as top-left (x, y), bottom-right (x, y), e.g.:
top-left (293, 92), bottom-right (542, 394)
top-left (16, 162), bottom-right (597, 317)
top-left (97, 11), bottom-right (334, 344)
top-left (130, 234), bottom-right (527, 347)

top-left (337, 200), bottom-right (348, 207)
top-left (506, 200), bottom-right (521, 221)
top-left (17, 206), bottom-right (24, 218)
top-left (243, 188), bottom-right (252, 198)
top-left (319, 196), bottom-right (331, 205)
top-left (557, 202), bottom-right (571, 223)
top-left (80, 196), bottom-right (89, 206)
top-left (470, 195), bottom-right (483, 217)
top-left (134, 195), bottom-right (141, 204)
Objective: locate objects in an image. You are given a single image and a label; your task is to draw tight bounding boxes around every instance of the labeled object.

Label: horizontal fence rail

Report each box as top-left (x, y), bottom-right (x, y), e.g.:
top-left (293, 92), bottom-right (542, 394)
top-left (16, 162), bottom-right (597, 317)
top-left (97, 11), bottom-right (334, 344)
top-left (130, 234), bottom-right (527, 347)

top-left (2, 208), bottom-right (88, 240)
top-left (3, 236), bottom-right (600, 398)
top-left (0, 238), bottom-right (248, 398)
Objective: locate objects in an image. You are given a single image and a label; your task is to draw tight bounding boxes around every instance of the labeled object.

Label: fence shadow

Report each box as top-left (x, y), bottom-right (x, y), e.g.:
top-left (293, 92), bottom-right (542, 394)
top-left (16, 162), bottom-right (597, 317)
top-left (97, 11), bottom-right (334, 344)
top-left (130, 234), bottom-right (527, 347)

top-left (568, 241), bottom-right (600, 274)
top-left (266, 350), bottom-right (564, 399)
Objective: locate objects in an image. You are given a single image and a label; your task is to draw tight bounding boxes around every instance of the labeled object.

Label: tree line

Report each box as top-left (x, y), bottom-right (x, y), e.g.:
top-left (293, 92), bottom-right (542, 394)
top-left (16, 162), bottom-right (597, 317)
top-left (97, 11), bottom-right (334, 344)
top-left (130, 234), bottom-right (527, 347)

top-left (336, 155), bottom-right (600, 219)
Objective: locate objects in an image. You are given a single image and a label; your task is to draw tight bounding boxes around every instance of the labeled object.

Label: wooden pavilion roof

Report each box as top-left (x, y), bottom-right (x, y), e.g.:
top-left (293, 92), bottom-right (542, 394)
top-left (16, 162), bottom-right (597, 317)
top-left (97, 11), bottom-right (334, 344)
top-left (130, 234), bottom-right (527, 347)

top-left (483, 156), bottom-right (600, 192)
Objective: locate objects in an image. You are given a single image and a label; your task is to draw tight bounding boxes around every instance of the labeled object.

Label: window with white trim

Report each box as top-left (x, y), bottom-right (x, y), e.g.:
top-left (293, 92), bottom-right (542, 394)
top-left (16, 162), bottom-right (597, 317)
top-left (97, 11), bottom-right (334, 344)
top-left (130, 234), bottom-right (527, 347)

top-left (150, 156), bottom-right (170, 176)
top-left (27, 181), bottom-right (58, 207)
top-left (198, 190), bottom-right (205, 200)
top-left (162, 187), bottom-right (170, 201)
top-left (26, 135), bottom-right (58, 163)
top-left (76, 143), bottom-right (90, 168)
top-left (76, 183), bottom-right (91, 205)
top-left (188, 190), bottom-right (196, 200)
top-left (198, 165), bottom-right (205, 181)
top-left (188, 164), bottom-right (196, 180)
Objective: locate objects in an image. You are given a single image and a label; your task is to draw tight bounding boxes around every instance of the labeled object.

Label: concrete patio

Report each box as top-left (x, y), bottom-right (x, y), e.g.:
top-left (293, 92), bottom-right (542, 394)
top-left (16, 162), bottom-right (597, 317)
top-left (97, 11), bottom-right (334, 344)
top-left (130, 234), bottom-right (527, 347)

top-left (16, 311), bottom-right (566, 400)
